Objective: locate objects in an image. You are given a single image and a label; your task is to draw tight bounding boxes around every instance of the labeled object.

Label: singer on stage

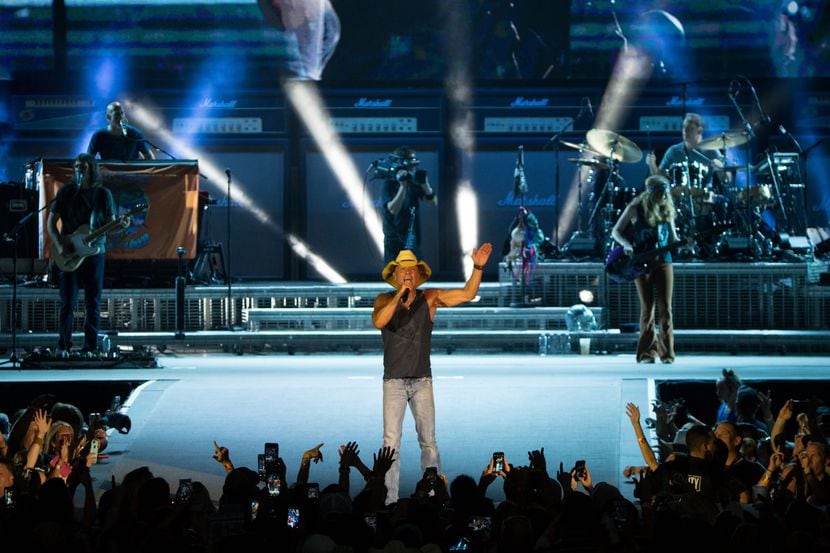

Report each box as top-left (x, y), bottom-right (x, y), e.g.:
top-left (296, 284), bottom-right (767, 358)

top-left (47, 153), bottom-right (117, 355)
top-left (373, 243), bottom-right (493, 506)
top-left (381, 146), bottom-right (437, 263)
top-left (87, 101), bottom-right (155, 161)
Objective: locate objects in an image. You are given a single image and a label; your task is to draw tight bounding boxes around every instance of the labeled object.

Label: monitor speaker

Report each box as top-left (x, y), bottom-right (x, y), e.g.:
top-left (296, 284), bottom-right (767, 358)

top-left (0, 185), bottom-right (38, 260)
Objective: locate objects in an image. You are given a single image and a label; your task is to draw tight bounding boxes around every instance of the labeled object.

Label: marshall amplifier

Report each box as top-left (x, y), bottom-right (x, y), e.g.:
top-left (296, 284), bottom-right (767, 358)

top-left (470, 90), bottom-right (586, 135)
top-left (318, 90), bottom-right (443, 135)
top-left (155, 91), bottom-right (287, 135)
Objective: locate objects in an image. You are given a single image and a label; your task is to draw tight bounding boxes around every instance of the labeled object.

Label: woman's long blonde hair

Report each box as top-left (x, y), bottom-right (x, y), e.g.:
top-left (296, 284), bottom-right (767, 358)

top-left (640, 177), bottom-right (676, 227)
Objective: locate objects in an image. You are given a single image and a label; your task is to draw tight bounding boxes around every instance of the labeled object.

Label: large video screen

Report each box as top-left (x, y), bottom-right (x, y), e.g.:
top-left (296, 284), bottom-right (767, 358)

top-left (1, 1), bottom-right (827, 82)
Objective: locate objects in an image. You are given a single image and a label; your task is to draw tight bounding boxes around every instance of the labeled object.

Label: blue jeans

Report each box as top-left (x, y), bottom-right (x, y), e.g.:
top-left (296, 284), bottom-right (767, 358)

top-left (382, 377), bottom-right (440, 505)
top-left (58, 253), bottom-right (105, 351)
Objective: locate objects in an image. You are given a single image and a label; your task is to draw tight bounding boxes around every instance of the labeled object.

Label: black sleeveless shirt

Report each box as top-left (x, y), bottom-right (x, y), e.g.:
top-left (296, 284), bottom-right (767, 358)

top-left (381, 290), bottom-right (433, 379)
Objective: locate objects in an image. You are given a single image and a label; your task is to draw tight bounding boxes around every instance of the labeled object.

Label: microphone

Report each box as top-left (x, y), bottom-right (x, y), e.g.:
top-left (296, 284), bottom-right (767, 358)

top-left (119, 118), bottom-right (128, 137)
top-left (513, 145), bottom-right (527, 197)
top-left (401, 288), bottom-right (410, 303)
top-left (225, 169), bottom-right (232, 180)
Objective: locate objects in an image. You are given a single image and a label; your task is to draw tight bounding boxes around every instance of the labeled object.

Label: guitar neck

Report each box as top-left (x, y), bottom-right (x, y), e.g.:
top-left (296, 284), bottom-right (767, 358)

top-left (84, 216), bottom-right (124, 245)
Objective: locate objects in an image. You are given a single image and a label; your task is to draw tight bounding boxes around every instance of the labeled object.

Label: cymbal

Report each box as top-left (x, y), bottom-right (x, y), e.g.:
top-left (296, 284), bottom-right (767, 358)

top-left (697, 131), bottom-right (750, 150)
top-left (568, 158), bottom-right (609, 170)
top-left (586, 129), bottom-right (643, 163)
top-left (559, 140), bottom-right (605, 157)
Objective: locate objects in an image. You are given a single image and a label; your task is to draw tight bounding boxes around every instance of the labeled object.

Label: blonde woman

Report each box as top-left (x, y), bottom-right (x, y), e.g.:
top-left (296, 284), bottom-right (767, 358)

top-left (611, 175), bottom-right (680, 364)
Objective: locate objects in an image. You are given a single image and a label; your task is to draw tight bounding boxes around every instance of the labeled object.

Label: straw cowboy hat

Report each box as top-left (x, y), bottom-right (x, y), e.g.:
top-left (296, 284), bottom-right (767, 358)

top-left (381, 250), bottom-right (432, 288)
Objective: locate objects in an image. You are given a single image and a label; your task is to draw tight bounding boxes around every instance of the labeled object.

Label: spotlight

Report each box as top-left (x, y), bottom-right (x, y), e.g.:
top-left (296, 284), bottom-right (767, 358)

top-left (578, 289), bottom-right (595, 304)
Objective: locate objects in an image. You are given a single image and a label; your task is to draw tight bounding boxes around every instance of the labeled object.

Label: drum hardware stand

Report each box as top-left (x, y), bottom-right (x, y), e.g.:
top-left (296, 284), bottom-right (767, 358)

top-left (547, 101), bottom-right (591, 248)
top-left (562, 153), bottom-right (594, 256)
top-left (762, 150), bottom-right (790, 233)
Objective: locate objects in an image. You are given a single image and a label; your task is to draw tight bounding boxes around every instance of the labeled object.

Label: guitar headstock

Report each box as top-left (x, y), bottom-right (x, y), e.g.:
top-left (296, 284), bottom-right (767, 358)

top-left (128, 203), bottom-right (148, 215)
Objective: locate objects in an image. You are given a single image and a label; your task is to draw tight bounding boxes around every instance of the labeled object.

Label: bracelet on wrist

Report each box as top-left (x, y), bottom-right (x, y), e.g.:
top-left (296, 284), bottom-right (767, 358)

top-left (474, 264), bottom-right (484, 271)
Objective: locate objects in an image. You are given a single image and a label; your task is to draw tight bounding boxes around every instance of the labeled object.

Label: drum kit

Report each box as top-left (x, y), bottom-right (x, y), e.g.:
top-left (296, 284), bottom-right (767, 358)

top-left (560, 129), bottom-right (647, 258)
top-left (561, 127), bottom-right (805, 260)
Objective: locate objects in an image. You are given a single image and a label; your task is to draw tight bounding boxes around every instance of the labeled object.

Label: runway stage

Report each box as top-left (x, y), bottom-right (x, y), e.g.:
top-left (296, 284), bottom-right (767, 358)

top-left (2, 353), bottom-right (828, 504)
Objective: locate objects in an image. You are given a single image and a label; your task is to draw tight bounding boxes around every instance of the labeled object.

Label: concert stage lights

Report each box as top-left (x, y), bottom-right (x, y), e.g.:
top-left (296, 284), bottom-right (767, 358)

top-left (283, 80), bottom-right (384, 260)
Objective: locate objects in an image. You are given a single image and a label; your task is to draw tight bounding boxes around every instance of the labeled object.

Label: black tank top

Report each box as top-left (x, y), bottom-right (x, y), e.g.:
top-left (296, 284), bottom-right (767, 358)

top-left (381, 290), bottom-right (433, 379)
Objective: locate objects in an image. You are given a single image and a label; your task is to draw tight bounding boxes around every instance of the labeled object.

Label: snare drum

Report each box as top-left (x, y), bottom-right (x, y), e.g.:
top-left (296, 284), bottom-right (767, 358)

top-left (667, 160), bottom-right (709, 199)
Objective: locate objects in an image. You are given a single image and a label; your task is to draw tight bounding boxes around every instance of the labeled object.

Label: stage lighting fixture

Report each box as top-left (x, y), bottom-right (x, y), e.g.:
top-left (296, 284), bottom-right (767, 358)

top-left (578, 289), bottom-right (595, 304)
top-left (283, 80), bottom-right (384, 257)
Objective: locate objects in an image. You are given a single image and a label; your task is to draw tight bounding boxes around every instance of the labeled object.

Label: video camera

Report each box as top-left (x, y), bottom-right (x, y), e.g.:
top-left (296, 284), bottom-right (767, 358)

top-left (369, 152), bottom-right (421, 180)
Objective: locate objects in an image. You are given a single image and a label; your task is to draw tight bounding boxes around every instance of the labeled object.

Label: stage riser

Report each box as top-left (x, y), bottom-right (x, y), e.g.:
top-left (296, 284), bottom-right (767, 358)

top-left (2, 330), bottom-right (829, 356)
top-left (243, 307), bottom-right (605, 332)
top-left (0, 284), bottom-right (503, 334)
top-left (499, 261), bottom-right (829, 330)
top-left (2, 261), bottom-right (828, 335)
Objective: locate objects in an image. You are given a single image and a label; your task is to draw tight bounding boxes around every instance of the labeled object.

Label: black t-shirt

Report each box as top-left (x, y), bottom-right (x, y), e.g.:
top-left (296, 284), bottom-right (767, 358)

top-left (52, 183), bottom-right (116, 250)
top-left (641, 455), bottom-right (726, 502)
top-left (724, 457), bottom-right (765, 497)
top-left (87, 125), bottom-right (151, 161)
top-left (381, 176), bottom-right (425, 257)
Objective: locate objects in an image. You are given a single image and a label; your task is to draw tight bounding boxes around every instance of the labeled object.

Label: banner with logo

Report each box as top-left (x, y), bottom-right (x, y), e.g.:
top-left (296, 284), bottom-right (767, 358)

top-left (38, 159), bottom-right (199, 260)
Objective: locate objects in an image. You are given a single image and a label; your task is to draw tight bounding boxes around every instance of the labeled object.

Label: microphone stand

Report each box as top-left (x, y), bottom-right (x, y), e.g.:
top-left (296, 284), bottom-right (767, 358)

top-left (1, 201), bottom-right (50, 369)
top-left (728, 82), bottom-right (758, 254)
top-left (140, 138), bottom-right (210, 182)
top-left (225, 169), bottom-right (234, 330)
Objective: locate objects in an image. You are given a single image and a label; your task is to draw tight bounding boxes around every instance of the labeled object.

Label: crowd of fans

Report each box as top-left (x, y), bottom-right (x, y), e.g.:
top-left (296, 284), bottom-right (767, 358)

top-left (0, 372), bottom-right (828, 553)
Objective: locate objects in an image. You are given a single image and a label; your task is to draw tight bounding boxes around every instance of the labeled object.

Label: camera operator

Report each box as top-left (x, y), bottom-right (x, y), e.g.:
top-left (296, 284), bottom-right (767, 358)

top-left (378, 146), bottom-right (437, 263)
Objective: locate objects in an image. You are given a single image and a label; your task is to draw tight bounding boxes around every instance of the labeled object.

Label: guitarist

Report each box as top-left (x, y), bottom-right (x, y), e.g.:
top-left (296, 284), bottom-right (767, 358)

top-left (611, 175), bottom-right (680, 364)
top-left (47, 153), bottom-right (116, 355)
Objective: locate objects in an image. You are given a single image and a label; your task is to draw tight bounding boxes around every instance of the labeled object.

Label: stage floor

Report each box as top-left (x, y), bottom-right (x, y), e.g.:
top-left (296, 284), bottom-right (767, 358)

top-left (2, 352), bottom-right (828, 504)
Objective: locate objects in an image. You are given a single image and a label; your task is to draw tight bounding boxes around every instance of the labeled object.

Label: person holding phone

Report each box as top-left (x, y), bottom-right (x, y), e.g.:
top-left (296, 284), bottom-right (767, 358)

top-left (380, 146), bottom-right (437, 263)
top-left (373, 242), bottom-right (493, 506)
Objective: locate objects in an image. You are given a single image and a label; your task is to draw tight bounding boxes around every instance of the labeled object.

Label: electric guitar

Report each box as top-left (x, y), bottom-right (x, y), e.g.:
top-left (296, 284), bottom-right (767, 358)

top-left (605, 223), bottom-right (731, 283)
top-left (51, 203), bottom-right (147, 272)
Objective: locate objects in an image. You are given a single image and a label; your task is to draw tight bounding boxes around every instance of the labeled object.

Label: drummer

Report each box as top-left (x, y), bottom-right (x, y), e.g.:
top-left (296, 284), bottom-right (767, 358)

top-left (646, 112), bottom-right (731, 195)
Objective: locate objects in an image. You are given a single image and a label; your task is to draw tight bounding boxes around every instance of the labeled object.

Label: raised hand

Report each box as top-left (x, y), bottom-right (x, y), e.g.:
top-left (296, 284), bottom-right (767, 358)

top-left (527, 447), bottom-right (547, 476)
top-left (372, 446), bottom-right (395, 476)
top-left (472, 242), bottom-right (493, 266)
top-left (778, 399), bottom-right (794, 421)
top-left (759, 389), bottom-right (773, 419)
top-left (577, 464), bottom-right (594, 491)
top-left (626, 402), bottom-right (641, 425)
top-left (556, 461), bottom-right (573, 495)
top-left (33, 408), bottom-right (50, 438)
top-left (480, 457), bottom-right (498, 488)
top-left (212, 440), bottom-right (233, 472)
top-left (339, 441), bottom-right (360, 468)
top-left (303, 443), bottom-right (324, 464)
